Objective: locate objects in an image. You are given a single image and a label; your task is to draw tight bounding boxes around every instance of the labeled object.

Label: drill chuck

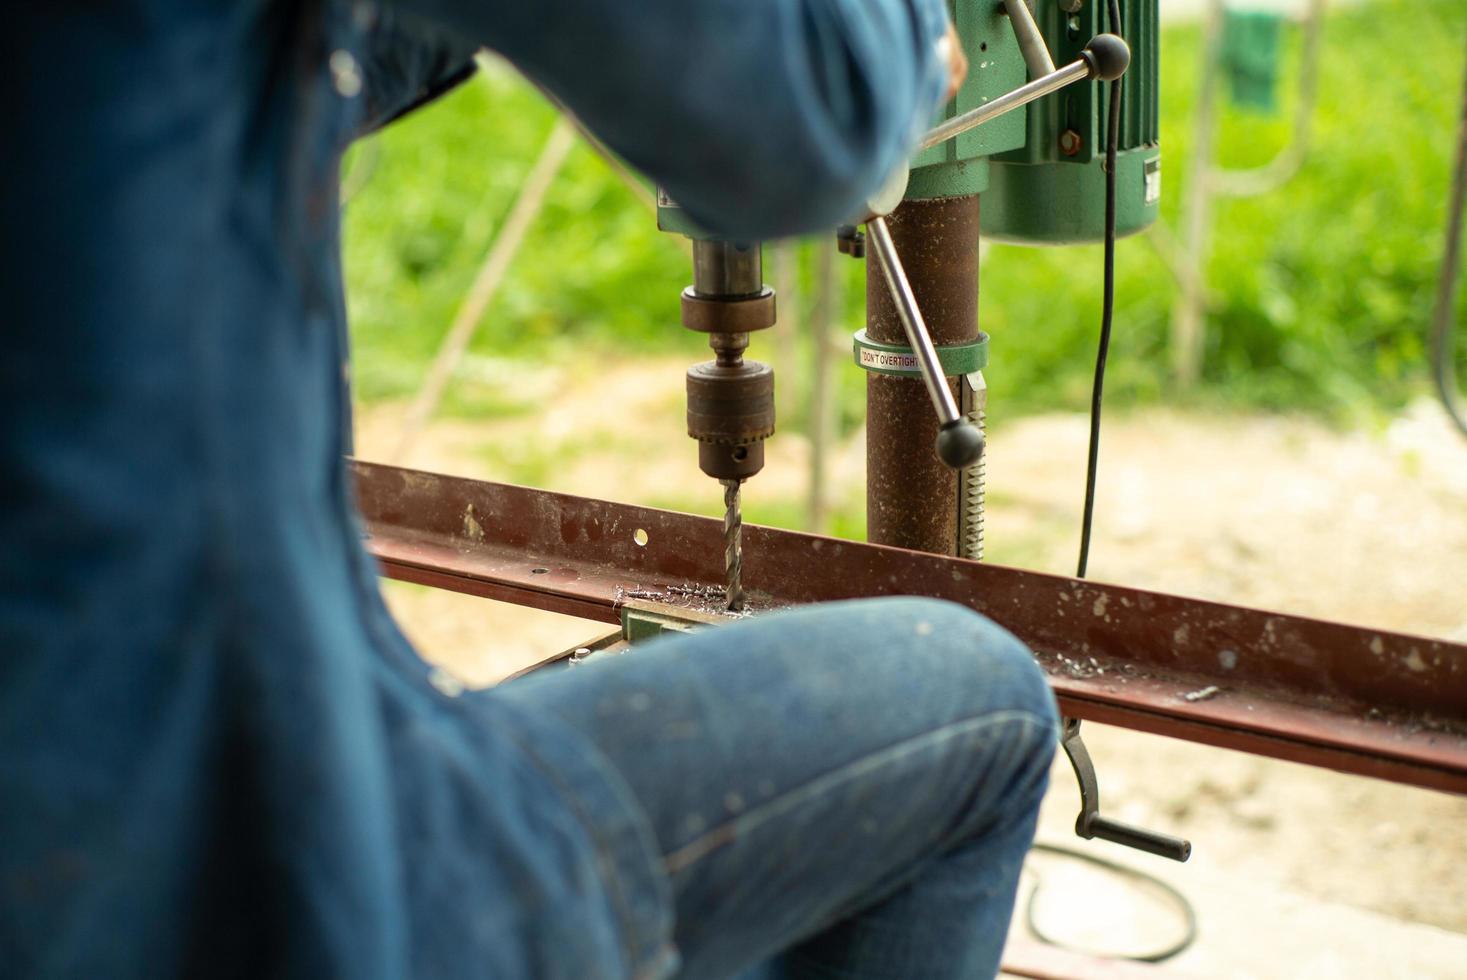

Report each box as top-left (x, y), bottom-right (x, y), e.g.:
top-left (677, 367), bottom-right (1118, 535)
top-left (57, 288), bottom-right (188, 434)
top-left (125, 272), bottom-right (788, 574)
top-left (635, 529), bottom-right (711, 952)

top-left (686, 359), bottom-right (775, 481)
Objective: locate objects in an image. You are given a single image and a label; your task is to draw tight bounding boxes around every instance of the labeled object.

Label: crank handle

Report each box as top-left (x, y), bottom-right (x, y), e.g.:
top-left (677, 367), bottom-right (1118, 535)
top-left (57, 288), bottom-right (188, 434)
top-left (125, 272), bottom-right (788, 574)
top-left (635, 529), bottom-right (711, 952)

top-left (1077, 813), bottom-right (1194, 862)
top-left (920, 34), bottom-right (1130, 151)
top-left (1061, 717), bottom-right (1192, 863)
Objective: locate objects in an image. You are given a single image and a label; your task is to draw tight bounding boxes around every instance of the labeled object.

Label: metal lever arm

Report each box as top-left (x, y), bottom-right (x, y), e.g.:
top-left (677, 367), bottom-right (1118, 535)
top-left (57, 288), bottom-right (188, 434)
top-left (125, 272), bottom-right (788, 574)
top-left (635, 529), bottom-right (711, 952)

top-left (920, 34), bottom-right (1130, 151)
top-left (1003, 0), bottom-right (1057, 77)
top-left (1060, 717), bottom-right (1192, 861)
top-left (866, 216), bottom-right (985, 470)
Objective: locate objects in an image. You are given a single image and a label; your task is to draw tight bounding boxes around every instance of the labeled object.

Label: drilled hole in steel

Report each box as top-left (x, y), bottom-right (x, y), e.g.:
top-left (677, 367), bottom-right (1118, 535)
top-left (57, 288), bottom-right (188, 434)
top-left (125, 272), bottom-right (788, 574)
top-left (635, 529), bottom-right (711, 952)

top-left (531, 567), bottom-right (549, 575)
top-left (732, 447), bottom-right (749, 462)
top-left (633, 529), bottom-right (649, 547)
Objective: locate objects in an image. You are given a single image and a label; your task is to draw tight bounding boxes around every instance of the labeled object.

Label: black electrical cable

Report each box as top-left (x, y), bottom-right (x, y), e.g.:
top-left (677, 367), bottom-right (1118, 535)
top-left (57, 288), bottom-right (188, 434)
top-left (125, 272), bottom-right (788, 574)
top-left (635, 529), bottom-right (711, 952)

top-left (1024, 843), bottom-right (1199, 963)
top-left (1076, 0), bottom-right (1125, 579)
top-left (1430, 26), bottom-right (1467, 441)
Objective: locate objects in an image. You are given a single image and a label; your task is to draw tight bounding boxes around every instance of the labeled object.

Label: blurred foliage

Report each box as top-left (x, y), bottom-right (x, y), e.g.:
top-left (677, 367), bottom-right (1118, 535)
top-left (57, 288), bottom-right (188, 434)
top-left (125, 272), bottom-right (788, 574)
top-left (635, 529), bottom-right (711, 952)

top-left (979, 0), bottom-right (1467, 424)
top-left (344, 0), bottom-right (1467, 436)
top-left (343, 58), bottom-right (699, 404)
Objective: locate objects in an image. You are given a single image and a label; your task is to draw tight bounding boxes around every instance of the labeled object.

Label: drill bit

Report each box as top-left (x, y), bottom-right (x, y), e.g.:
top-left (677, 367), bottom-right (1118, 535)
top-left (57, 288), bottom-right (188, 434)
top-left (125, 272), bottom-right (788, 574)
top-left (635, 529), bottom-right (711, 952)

top-left (721, 478), bottom-right (744, 611)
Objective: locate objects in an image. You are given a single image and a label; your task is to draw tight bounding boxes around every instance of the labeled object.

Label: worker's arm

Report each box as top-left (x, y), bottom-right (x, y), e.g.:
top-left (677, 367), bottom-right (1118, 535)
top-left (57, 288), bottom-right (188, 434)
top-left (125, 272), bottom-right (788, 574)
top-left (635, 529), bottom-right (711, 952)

top-left (352, 7), bottom-right (481, 137)
top-left (380, 0), bottom-right (953, 238)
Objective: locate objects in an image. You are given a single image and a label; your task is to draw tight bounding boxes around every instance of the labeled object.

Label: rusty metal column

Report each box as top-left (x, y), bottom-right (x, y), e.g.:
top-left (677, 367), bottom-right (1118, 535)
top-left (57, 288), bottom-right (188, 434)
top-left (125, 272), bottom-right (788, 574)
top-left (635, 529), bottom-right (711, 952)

top-left (865, 195), bottom-right (981, 553)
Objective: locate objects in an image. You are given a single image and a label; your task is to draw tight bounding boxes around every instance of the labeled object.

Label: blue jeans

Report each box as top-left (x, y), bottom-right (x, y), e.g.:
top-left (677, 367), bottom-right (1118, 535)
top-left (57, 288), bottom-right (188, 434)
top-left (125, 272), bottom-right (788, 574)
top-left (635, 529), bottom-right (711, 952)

top-left (497, 597), bottom-right (1058, 979)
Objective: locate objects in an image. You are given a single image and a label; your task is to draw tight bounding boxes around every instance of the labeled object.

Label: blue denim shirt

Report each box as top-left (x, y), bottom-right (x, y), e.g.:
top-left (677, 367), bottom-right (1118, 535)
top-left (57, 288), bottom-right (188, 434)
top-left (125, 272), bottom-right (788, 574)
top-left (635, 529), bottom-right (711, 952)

top-left (1, 2), bottom-right (947, 976)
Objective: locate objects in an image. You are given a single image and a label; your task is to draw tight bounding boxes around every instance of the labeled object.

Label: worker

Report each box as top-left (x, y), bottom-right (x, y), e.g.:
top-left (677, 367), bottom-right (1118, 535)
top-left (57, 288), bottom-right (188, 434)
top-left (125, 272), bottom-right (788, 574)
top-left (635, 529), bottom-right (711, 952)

top-left (2, 3), bottom-right (1057, 977)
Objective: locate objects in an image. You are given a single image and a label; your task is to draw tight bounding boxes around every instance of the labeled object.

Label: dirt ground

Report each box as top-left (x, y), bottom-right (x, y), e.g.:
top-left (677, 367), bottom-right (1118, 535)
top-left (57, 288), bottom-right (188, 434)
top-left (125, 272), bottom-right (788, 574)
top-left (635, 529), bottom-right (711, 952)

top-left (355, 360), bottom-right (1467, 976)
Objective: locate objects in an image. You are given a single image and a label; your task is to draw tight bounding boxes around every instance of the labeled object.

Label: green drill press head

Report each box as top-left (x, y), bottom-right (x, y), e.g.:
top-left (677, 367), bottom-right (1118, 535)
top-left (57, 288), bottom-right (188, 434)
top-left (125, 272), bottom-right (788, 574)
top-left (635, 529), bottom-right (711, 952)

top-left (661, 0), bottom-right (1160, 243)
top-left (905, 2), bottom-right (1030, 200)
top-left (656, 187), bottom-right (714, 240)
top-left (981, 0), bottom-right (1161, 244)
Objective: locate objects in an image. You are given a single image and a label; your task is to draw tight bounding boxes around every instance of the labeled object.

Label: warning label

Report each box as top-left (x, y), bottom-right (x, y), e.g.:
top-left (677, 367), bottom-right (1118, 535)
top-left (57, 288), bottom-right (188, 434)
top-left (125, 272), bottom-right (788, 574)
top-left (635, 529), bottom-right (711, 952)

top-left (859, 349), bottom-right (920, 372)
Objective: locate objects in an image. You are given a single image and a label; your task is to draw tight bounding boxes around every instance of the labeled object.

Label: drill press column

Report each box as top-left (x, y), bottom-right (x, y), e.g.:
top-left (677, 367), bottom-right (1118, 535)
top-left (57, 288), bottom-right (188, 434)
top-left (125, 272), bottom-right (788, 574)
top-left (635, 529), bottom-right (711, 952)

top-left (864, 195), bottom-right (981, 555)
top-left (682, 240), bottom-right (776, 609)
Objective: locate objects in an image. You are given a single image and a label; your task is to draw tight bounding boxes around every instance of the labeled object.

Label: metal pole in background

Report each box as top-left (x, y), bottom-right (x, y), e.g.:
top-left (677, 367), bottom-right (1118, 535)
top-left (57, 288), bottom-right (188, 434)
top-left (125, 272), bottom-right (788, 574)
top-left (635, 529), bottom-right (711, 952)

top-left (807, 242), bottom-right (838, 532)
top-left (1149, 0), bottom-right (1326, 344)
top-left (1169, 0), bottom-right (1224, 388)
top-left (772, 241), bottom-right (801, 395)
top-left (1209, 0), bottom-right (1327, 199)
top-left (1431, 24), bottom-right (1467, 440)
top-left (864, 196), bottom-right (982, 553)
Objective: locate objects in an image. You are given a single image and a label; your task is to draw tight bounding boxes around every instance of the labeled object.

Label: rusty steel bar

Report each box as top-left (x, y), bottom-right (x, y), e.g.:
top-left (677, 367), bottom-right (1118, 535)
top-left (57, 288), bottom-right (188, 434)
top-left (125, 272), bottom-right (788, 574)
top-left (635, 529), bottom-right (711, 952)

top-left (864, 196), bottom-right (982, 553)
top-left (353, 461), bottom-right (1467, 795)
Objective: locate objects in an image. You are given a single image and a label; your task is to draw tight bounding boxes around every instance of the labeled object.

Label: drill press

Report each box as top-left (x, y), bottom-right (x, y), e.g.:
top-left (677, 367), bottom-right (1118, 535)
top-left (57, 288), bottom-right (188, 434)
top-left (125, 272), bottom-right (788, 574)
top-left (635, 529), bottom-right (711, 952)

top-left (660, 169), bottom-right (983, 611)
top-left (653, 1), bottom-right (1186, 862)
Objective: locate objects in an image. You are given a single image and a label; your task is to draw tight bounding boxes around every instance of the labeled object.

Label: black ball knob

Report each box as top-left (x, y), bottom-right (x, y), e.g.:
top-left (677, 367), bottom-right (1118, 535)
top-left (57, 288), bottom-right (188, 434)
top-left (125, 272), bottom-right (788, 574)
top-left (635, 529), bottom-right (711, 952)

top-left (1082, 34), bottom-right (1131, 81)
top-left (935, 420), bottom-right (985, 470)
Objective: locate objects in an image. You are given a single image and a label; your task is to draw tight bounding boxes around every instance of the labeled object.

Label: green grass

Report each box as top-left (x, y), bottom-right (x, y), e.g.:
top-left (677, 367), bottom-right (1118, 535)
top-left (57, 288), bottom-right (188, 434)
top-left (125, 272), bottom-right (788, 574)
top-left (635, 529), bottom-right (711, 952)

top-left (344, 0), bottom-right (1467, 434)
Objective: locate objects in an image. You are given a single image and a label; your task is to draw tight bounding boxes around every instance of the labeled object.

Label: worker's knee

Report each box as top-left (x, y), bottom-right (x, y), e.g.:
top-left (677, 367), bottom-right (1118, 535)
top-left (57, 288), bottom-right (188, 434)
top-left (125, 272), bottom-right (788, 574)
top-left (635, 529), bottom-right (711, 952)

top-left (876, 598), bottom-right (1056, 823)
top-left (854, 596), bottom-right (1058, 733)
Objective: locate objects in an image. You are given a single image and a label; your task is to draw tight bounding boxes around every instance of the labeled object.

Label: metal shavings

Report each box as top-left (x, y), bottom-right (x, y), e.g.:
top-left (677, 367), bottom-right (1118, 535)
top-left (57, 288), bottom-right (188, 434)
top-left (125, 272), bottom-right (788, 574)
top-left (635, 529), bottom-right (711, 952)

top-left (1054, 653), bottom-right (1102, 679)
top-left (667, 584), bottom-right (728, 600)
top-left (614, 581), bottom-right (760, 622)
top-left (614, 585), bottom-right (663, 607)
top-left (1183, 685), bottom-right (1222, 703)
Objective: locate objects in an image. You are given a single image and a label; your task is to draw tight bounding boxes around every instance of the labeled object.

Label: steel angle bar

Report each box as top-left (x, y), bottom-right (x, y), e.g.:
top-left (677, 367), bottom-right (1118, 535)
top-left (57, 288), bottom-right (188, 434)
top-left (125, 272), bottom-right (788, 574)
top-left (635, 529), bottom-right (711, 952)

top-left (353, 461), bottom-right (1467, 794)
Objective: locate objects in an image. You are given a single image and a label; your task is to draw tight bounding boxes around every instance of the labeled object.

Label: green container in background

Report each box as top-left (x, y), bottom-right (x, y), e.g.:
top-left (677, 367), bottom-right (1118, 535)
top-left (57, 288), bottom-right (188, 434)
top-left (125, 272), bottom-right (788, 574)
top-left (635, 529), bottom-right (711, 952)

top-left (1222, 8), bottom-right (1285, 112)
top-left (982, 0), bottom-right (1161, 245)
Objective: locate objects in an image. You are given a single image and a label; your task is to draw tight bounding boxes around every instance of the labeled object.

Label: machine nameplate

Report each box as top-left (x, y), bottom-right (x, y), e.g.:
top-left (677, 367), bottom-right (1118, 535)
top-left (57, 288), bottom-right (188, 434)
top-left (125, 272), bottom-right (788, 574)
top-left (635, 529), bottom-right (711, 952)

top-left (1144, 157), bottom-right (1162, 205)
